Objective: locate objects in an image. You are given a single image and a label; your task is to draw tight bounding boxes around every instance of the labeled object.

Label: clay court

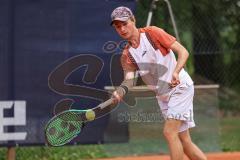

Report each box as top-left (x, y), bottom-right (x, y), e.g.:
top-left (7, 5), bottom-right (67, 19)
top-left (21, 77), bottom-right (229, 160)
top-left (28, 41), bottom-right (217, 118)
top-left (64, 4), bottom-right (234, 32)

top-left (99, 152), bottom-right (240, 160)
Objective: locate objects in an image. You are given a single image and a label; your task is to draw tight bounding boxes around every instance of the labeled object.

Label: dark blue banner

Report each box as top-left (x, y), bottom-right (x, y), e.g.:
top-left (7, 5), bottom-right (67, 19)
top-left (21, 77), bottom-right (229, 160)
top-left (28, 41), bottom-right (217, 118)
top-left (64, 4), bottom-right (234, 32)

top-left (0, 0), bottom-right (136, 146)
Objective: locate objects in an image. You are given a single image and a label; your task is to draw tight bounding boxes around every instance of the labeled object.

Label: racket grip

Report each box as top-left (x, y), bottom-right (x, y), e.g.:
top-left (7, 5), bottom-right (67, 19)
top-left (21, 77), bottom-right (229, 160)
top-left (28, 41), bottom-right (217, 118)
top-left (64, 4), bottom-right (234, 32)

top-left (99, 98), bottom-right (115, 109)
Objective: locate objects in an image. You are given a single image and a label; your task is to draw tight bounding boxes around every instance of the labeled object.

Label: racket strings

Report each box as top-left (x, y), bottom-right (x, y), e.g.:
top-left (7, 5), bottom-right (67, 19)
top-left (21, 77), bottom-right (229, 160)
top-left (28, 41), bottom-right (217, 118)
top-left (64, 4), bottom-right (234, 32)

top-left (46, 112), bottom-right (84, 146)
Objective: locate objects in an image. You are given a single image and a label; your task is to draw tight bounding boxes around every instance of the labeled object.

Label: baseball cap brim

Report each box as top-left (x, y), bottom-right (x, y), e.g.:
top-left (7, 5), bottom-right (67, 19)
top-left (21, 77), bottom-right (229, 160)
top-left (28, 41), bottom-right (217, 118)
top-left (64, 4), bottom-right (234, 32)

top-left (110, 17), bottom-right (129, 25)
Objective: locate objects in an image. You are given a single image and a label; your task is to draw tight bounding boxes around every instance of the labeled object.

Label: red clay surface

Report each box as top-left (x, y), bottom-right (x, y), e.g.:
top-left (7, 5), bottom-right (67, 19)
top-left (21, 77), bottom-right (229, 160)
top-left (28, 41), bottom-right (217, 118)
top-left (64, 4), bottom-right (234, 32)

top-left (98, 152), bottom-right (240, 160)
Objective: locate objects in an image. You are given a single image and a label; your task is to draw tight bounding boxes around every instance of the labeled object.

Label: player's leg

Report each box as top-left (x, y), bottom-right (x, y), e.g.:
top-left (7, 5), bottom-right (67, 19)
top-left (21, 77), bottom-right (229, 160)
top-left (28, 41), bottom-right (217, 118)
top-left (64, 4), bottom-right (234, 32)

top-left (163, 119), bottom-right (184, 160)
top-left (179, 129), bottom-right (207, 160)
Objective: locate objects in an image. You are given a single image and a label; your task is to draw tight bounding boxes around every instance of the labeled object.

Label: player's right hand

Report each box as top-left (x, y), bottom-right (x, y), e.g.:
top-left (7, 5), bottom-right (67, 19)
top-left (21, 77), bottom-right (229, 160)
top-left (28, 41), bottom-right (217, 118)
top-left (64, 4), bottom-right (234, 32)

top-left (112, 87), bottom-right (125, 103)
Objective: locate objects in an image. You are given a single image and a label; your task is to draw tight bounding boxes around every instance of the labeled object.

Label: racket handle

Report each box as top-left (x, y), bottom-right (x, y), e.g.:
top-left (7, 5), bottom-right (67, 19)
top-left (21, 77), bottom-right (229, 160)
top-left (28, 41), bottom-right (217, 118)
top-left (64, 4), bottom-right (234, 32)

top-left (98, 98), bottom-right (115, 109)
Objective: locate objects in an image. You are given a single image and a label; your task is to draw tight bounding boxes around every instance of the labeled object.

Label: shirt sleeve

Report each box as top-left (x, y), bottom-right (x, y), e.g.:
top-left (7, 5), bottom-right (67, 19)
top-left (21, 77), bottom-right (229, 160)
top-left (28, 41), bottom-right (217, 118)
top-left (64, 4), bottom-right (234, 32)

top-left (150, 26), bottom-right (176, 49)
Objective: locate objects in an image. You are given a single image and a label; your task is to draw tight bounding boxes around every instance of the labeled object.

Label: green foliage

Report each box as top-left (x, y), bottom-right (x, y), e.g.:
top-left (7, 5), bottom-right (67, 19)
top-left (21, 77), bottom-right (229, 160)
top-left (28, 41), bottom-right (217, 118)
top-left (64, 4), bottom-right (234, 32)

top-left (0, 145), bottom-right (107, 160)
top-left (135, 0), bottom-right (151, 27)
top-left (0, 148), bottom-right (7, 160)
top-left (220, 117), bottom-right (240, 151)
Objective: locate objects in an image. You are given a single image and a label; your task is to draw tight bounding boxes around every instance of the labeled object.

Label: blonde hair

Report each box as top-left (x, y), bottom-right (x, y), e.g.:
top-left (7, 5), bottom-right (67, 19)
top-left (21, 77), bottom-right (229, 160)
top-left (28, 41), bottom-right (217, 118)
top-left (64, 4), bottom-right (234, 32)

top-left (129, 16), bottom-right (136, 23)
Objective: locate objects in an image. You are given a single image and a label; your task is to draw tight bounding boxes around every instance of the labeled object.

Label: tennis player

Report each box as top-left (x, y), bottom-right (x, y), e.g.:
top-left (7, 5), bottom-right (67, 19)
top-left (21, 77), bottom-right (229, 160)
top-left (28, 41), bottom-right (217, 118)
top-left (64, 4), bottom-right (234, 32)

top-left (110, 6), bottom-right (207, 160)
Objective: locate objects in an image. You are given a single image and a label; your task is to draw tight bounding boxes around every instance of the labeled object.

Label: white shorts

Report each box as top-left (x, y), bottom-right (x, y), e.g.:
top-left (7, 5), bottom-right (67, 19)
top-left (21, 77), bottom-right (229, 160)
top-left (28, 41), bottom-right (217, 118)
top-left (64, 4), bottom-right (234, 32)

top-left (157, 82), bottom-right (195, 132)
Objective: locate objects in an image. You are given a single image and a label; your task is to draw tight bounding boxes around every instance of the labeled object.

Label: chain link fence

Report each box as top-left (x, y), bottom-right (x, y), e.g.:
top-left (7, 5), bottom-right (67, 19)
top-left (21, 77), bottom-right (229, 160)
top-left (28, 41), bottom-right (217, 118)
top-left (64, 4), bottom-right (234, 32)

top-left (136, 0), bottom-right (240, 114)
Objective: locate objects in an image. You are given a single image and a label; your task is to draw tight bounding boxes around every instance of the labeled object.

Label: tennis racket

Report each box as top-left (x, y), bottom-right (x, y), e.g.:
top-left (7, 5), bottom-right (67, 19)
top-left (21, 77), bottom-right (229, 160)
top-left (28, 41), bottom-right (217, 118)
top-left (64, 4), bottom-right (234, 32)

top-left (45, 98), bottom-right (116, 146)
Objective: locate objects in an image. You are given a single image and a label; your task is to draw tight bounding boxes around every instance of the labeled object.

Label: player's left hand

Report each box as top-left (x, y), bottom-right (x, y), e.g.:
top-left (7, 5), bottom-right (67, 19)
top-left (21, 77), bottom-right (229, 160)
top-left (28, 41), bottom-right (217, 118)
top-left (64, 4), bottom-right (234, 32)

top-left (170, 71), bottom-right (180, 88)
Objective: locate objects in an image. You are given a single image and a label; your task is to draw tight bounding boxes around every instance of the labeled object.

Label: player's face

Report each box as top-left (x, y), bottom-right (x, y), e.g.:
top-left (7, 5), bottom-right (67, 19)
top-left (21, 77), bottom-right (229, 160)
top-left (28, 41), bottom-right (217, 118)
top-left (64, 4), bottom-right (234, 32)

top-left (113, 20), bottom-right (135, 40)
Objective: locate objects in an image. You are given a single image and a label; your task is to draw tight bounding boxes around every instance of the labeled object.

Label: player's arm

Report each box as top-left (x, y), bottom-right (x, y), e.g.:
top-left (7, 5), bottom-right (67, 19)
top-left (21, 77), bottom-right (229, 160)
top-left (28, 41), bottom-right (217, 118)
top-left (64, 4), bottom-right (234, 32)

top-left (169, 41), bottom-right (189, 87)
top-left (170, 41), bottom-right (189, 74)
top-left (112, 47), bottom-right (137, 102)
top-left (148, 26), bottom-right (190, 87)
top-left (112, 70), bottom-right (135, 102)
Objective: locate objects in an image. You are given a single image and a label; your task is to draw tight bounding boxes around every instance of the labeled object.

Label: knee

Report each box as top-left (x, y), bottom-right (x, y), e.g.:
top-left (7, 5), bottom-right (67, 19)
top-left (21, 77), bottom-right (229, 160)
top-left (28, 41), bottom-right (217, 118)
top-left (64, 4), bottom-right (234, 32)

top-left (163, 127), bottom-right (178, 141)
